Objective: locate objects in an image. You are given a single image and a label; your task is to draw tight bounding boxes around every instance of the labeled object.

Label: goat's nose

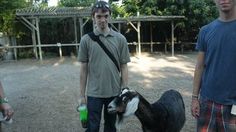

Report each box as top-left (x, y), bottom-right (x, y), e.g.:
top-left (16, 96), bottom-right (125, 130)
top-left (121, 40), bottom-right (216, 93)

top-left (107, 104), bottom-right (116, 113)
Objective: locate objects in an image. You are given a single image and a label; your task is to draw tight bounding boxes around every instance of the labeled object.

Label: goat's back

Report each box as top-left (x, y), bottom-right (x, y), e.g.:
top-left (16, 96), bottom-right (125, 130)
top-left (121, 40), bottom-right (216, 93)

top-left (152, 89), bottom-right (185, 132)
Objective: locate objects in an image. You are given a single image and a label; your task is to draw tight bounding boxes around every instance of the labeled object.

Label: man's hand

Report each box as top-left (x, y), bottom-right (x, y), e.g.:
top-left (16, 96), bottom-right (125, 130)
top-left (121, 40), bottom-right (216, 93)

top-left (191, 98), bottom-right (200, 118)
top-left (79, 96), bottom-right (87, 106)
top-left (0, 103), bottom-right (14, 120)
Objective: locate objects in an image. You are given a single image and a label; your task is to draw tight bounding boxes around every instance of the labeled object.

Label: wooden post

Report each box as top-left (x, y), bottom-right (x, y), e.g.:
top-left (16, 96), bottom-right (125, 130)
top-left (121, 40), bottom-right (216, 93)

top-left (12, 37), bottom-right (17, 60)
top-left (118, 23), bottom-right (121, 33)
top-left (137, 21), bottom-right (141, 57)
top-left (57, 43), bottom-right (62, 58)
top-left (19, 17), bottom-right (39, 59)
top-left (150, 22), bottom-right (153, 53)
top-left (171, 20), bottom-right (174, 56)
top-left (74, 17), bottom-right (78, 54)
top-left (31, 19), bottom-right (38, 59)
top-left (79, 17), bottom-right (84, 51)
top-left (36, 17), bottom-right (42, 60)
top-left (128, 21), bottom-right (140, 56)
top-left (137, 11), bottom-right (141, 57)
top-left (165, 42), bottom-right (167, 54)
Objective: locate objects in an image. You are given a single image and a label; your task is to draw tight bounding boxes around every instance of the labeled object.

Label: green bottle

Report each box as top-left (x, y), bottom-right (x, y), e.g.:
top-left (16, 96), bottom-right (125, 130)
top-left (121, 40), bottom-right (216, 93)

top-left (77, 104), bottom-right (88, 128)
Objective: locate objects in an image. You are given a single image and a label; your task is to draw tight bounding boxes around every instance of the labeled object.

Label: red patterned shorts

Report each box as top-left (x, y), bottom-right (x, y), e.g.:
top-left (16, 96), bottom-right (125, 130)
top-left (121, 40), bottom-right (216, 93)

top-left (197, 97), bottom-right (236, 132)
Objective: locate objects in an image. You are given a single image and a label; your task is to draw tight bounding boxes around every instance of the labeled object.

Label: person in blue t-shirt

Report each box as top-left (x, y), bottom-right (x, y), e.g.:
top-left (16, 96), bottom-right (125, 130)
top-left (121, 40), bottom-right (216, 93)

top-left (191, 0), bottom-right (236, 131)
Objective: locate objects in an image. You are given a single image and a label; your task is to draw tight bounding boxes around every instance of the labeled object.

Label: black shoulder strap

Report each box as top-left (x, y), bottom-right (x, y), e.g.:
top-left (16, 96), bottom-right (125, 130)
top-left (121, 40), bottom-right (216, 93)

top-left (88, 32), bottom-right (120, 72)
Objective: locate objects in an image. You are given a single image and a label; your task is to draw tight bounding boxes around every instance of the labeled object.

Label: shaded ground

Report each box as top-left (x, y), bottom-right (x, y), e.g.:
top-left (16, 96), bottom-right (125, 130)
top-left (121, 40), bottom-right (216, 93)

top-left (0, 52), bottom-right (197, 132)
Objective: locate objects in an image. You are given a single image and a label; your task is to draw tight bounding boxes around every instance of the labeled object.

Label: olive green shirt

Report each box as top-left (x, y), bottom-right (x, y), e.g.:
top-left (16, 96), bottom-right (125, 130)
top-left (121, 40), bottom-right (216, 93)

top-left (78, 29), bottom-right (130, 98)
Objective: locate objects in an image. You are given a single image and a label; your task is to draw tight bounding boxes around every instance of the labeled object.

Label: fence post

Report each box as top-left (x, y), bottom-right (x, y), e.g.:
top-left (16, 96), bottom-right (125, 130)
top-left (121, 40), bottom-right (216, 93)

top-left (57, 43), bottom-right (62, 58)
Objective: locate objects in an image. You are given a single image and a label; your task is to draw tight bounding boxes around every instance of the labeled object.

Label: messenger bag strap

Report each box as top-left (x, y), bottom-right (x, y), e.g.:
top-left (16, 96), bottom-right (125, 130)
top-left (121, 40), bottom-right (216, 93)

top-left (88, 32), bottom-right (120, 72)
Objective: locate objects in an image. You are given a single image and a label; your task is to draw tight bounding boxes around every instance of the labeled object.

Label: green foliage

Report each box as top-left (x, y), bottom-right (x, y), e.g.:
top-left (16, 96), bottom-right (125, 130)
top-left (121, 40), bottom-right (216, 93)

top-left (140, 0), bottom-right (158, 15)
top-left (111, 4), bottom-right (127, 18)
top-left (189, 0), bottom-right (217, 26)
top-left (181, 0), bottom-right (217, 41)
top-left (0, 0), bottom-right (27, 36)
top-left (122, 0), bottom-right (141, 17)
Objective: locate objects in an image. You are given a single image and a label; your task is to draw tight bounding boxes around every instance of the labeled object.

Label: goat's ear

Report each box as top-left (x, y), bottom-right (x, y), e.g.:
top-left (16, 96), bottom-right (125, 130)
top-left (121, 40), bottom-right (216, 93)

top-left (122, 87), bottom-right (129, 91)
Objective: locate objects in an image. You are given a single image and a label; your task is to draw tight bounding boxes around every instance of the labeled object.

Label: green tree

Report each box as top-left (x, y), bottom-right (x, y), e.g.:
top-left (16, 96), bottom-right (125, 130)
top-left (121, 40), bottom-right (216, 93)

top-left (0, 0), bottom-right (27, 36)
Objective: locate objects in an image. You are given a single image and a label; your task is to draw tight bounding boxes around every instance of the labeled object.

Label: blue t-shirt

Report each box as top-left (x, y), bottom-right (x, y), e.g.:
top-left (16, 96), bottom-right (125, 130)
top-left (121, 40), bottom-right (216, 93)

top-left (196, 19), bottom-right (236, 105)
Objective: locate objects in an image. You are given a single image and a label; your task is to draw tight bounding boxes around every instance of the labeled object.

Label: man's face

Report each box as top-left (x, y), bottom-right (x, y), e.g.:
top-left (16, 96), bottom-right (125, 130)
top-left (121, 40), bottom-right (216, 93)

top-left (93, 9), bottom-right (110, 30)
top-left (214, 0), bottom-right (236, 12)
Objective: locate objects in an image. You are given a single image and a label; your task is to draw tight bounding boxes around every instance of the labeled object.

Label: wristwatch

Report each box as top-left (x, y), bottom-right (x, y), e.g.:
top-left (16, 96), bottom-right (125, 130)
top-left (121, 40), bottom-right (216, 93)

top-left (0, 97), bottom-right (8, 104)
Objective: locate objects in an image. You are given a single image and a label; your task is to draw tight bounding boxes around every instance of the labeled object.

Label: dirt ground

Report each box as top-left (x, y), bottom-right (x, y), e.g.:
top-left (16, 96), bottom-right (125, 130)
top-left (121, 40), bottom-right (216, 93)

top-left (0, 52), bottom-right (197, 132)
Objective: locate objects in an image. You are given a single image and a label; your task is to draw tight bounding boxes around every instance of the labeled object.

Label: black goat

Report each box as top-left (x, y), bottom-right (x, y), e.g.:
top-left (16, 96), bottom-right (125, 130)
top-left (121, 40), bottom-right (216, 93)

top-left (108, 88), bottom-right (185, 132)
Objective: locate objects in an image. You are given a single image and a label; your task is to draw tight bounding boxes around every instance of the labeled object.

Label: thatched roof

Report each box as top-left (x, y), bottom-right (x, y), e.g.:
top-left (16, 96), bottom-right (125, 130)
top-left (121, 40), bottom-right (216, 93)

top-left (16, 7), bottom-right (91, 18)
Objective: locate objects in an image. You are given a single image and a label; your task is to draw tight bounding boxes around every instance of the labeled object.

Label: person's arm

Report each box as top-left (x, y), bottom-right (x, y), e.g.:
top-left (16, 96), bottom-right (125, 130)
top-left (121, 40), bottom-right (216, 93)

top-left (192, 51), bottom-right (205, 98)
top-left (79, 62), bottom-right (88, 105)
top-left (0, 82), bottom-right (5, 99)
top-left (191, 51), bottom-right (205, 118)
top-left (120, 63), bottom-right (129, 88)
top-left (0, 81), bottom-right (14, 119)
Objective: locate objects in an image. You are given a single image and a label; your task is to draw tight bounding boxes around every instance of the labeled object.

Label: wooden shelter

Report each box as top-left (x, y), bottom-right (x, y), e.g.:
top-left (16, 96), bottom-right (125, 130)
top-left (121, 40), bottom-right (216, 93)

top-left (2, 7), bottom-right (185, 60)
top-left (15, 6), bottom-right (91, 60)
top-left (111, 15), bottom-right (185, 56)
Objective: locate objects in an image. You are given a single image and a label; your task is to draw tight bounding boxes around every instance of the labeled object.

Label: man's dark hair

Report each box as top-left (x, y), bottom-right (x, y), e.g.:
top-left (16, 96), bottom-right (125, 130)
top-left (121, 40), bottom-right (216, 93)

top-left (91, 1), bottom-right (111, 16)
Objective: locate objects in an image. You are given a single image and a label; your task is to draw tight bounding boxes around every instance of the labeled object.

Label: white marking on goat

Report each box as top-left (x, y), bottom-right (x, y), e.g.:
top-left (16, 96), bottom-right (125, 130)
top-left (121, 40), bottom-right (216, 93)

top-left (123, 96), bottom-right (139, 117)
top-left (121, 89), bottom-right (129, 95)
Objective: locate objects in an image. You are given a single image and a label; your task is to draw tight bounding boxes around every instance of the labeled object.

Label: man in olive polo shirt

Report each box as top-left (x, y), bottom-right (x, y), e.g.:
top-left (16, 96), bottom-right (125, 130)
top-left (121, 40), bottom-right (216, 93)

top-left (78, 1), bottom-right (130, 132)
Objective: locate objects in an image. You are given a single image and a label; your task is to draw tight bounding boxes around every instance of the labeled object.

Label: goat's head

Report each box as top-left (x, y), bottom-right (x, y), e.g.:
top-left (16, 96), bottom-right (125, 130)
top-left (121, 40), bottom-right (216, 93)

top-left (108, 87), bottom-right (139, 117)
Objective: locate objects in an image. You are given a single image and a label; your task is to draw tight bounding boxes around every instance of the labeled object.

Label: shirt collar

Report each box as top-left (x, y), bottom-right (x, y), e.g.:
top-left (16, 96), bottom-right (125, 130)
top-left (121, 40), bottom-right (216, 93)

top-left (94, 28), bottom-right (116, 37)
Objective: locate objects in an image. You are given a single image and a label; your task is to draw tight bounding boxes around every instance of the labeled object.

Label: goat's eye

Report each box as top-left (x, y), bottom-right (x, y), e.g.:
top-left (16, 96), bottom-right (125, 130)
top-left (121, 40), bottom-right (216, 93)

top-left (122, 96), bottom-right (129, 103)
